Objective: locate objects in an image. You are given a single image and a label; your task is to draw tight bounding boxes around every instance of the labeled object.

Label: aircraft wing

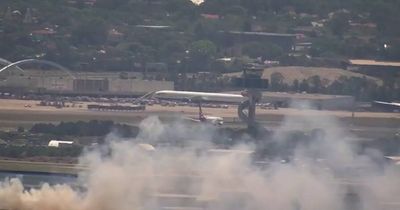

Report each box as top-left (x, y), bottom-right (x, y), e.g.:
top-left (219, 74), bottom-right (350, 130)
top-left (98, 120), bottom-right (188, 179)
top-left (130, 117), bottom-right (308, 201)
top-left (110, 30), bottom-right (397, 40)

top-left (373, 101), bottom-right (400, 112)
top-left (152, 90), bottom-right (245, 103)
top-left (385, 156), bottom-right (400, 165)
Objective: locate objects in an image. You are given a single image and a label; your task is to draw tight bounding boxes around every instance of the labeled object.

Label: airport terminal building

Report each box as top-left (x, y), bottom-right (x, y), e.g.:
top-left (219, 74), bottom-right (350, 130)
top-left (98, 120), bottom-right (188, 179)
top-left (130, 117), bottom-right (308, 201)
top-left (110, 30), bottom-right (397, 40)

top-left (0, 70), bottom-right (174, 96)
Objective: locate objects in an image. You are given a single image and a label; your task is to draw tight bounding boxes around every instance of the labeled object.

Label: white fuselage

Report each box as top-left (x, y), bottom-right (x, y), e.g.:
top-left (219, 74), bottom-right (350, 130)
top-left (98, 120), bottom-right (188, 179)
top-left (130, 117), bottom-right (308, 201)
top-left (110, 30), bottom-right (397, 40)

top-left (204, 116), bottom-right (224, 125)
top-left (153, 90), bottom-right (245, 103)
top-left (188, 115), bottom-right (224, 125)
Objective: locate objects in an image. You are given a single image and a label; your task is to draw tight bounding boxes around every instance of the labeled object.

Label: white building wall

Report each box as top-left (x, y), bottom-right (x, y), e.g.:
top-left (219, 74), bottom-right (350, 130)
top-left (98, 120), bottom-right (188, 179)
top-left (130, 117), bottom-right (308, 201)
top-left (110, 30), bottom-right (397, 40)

top-left (0, 75), bottom-right (74, 92)
top-left (0, 71), bottom-right (174, 95)
top-left (109, 79), bottom-right (173, 94)
top-left (40, 77), bottom-right (74, 91)
top-left (0, 75), bottom-right (38, 88)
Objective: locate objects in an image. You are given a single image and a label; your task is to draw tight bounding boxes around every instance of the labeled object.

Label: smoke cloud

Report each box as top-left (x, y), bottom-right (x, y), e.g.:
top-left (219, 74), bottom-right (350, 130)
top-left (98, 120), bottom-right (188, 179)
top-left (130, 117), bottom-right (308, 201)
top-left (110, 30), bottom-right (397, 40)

top-left (0, 112), bottom-right (398, 210)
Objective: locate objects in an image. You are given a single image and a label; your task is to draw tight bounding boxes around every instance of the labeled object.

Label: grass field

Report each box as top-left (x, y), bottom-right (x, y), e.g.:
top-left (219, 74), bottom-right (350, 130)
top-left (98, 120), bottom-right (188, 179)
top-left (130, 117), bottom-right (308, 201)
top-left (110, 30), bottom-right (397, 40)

top-left (0, 159), bottom-right (83, 175)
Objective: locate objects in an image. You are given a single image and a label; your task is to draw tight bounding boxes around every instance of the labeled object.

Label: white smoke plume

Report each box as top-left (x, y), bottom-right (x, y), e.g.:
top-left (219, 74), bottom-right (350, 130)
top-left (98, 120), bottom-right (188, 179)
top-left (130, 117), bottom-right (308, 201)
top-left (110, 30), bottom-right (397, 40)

top-left (0, 113), bottom-right (399, 210)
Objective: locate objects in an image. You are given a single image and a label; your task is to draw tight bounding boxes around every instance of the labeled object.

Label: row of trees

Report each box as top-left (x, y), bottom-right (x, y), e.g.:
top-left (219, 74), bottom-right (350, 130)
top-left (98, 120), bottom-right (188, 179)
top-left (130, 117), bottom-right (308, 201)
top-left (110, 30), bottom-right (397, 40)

top-left (0, 145), bottom-right (82, 158)
top-left (30, 120), bottom-right (139, 137)
top-left (1, 0), bottom-right (399, 72)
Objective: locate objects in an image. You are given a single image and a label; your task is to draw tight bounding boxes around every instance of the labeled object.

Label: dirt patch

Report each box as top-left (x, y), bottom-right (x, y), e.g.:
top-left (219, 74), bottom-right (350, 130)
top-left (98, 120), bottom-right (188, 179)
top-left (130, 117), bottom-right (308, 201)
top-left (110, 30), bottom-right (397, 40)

top-left (225, 66), bottom-right (382, 86)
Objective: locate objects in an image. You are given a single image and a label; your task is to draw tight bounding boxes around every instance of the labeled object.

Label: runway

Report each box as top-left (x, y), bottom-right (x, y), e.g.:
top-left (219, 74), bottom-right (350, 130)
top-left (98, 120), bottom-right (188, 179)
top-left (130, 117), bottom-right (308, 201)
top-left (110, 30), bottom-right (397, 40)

top-left (0, 99), bottom-right (398, 139)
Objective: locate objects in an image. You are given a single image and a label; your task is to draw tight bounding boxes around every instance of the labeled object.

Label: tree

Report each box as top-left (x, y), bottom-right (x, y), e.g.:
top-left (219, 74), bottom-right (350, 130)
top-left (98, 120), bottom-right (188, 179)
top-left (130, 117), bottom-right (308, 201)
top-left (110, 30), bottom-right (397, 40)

top-left (161, 40), bottom-right (186, 55)
top-left (193, 20), bottom-right (219, 40)
top-left (199, 0), bottom-right (241, 14)
top-left (383, 42), bottom-right (400, 60)
top-left (239, 0), bottom-right (268, 14)
top-left (328, 13), bottom-right (350, 37)
top-left (309, 75), bottom-right (322, 93)
top-left (369, 1), bottom-right (400, 38)
top-left (270, 72), bottom-right (285, 91)
top-left (310, 36), bottom-right (344, 58)
top-left (299, 79), bottom-right (309, 92)
top-left (17, 127), bottom-right (25, 133)
top-left (242, 42), bottom-right (264, 58)
top-left (165, 0), bottom-right (197, 18)
top-left (189, 40), bottom-right (217, 71)
top-left (327, 80), bottom-right (344, 95)
top-left (292, 79), bottom-right (300, 92)
top-left (223, 5), bottom-right (247, 16)
top-left (160, 40), bottom-right (186, 70)
top-left (242, 42), bottom-right (283, 60)
top-left (220, 14), bottom-right (246, 31)
top-left (72, 18), bottom-right (108, 45)
top-left (95, 0), bottom-right (129, 9)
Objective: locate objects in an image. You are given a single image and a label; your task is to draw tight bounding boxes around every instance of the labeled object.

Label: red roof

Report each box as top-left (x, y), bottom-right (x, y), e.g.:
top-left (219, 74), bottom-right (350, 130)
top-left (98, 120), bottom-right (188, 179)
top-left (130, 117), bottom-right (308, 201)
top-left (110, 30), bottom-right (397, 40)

top-left (201, 14), bottom-right (220, 20)
top-left (31, 29), bottom-right (56, 35)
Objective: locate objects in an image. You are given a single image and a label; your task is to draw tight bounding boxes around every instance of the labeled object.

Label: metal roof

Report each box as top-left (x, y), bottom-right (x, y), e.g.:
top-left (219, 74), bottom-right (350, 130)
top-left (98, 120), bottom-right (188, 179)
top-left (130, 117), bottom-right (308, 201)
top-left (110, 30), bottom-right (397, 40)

top-left (349, 59), bottom-right (400, 67)
top-left (225, 31), bottom-right (298, 37)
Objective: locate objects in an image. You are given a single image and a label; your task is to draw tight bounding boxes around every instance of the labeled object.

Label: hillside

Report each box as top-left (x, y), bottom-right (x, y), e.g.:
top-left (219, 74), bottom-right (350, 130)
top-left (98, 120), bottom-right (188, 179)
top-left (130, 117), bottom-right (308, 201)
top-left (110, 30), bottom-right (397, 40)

top-left (225, 66), bottom-right (382, 86)
top-left (0, 0), bottom-right (399, 101)
top-left (0, 0), bottom-right (400, 72)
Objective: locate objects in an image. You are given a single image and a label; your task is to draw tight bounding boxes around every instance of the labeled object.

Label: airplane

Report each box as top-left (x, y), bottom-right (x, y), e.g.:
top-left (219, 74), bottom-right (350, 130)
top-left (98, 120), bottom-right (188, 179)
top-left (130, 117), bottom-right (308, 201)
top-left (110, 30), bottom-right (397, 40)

top-left (187, 99), bottom-right (224, 125)
top-left (136, 90), bottom-right (247, 126)
top-left (151, 90), bottom-right (245, 103)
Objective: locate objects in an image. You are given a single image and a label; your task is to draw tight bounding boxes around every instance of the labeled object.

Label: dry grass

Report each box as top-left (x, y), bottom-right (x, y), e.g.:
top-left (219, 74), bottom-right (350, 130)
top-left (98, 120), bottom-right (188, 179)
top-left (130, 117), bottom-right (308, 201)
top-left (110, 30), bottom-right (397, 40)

top-left (225, 66), bottom-right (382, 86)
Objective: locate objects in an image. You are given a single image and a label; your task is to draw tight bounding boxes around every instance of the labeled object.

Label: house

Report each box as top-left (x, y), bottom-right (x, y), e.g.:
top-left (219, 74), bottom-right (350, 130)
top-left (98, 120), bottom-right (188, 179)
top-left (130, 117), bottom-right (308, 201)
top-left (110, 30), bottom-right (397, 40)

top-left (30, 28), bottom-right (57, 42)
top-left (48, 140), bottom-right (74, 148)
top-left (201, 14), bottom-right (220, 20)
top-left (108, 28), bottom-right (124, 42)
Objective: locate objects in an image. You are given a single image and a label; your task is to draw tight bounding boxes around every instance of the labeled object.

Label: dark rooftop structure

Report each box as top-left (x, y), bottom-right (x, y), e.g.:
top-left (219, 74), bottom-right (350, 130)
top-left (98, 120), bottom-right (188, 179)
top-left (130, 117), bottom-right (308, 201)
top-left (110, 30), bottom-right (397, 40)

top-left (226, 31), bottom-right (298, 38)
top-left (220, 31), bottom-right (298, 53)
top-left (346, 59), bottom-right (400, 77)
top-left (349, 59), bottom-right (400, 67)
